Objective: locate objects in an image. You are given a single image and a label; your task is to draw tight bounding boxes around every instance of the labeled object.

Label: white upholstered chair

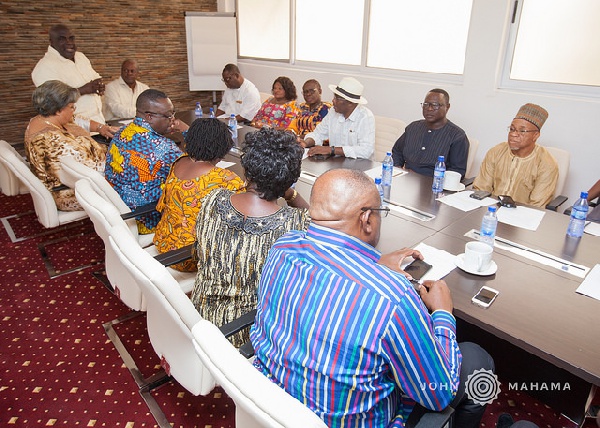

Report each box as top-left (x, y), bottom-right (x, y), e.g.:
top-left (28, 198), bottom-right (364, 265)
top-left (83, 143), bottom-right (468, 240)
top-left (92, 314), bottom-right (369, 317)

top-left (465, 137), bottom-right (479, 179)
top-left (374, 116), bottom-right (406, 162)
top-left (0, 141), bottom-right (28, 196)
top-left (544, 146), bottom-right (570, 197)
top-left (192, 319), bottom-right (328, 428)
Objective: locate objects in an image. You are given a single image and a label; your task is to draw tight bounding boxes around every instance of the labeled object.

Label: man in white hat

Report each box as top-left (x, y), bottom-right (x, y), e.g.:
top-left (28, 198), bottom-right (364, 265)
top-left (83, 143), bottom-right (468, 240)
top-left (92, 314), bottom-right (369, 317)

top-left (300, 77), bottom-right (375, 159)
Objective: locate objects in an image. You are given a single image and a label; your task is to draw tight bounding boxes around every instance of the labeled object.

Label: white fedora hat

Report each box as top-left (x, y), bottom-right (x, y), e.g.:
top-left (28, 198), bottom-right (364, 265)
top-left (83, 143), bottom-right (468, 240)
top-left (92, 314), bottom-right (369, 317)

top-left (328, 77), bottom-right (368, 105)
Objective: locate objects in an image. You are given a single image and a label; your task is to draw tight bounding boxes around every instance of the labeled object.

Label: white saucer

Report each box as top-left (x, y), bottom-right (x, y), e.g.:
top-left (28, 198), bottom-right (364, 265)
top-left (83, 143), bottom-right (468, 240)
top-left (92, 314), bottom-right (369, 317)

top-left (455, 254), bottom-right (498, 276)
top-left (444, 183), bottom-right (466, 192)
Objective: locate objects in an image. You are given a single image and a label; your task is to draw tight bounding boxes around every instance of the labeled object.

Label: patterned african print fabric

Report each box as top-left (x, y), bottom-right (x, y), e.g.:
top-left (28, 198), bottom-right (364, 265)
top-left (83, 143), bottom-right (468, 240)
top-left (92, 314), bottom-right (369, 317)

top-left (191, 188), bottom-right (310, 347)
top-left (286, 101), bottom-right (331, 138)
top-left (251, 99), bottom-right (300, 129)
top-left (104, 117), bottom-right (182, 231)
top-left (24, 118), bottom-right (107, 211)
top-left (153, 155), bottom-right (244, 272)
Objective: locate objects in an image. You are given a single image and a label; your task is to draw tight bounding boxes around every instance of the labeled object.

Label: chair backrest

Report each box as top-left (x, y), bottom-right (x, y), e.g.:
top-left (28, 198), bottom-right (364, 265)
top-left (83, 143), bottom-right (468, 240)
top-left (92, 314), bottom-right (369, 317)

top-left (259, 92), bottom-right (271, 103)
top-left (0, 140), bottom-right (62, 228)
top-left (192, 319), bottom-right (328, 428)
top-left (108, 225), bottom-right (215, 396)
top-left (544, 146), bottom-right (570, 197)
top-left (374, 116), bottom-right (406, 162)
top-left (0, 141), bottom-right (28, 196)
top-left (75, 179), bottom-right (145, 311)
top-left (465, 137), bottom-right (479, 178)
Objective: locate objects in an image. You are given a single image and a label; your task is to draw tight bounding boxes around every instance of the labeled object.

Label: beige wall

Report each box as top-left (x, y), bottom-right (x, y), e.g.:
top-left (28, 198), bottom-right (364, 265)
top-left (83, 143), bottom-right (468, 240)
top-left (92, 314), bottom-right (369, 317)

top-left (0, 0), bottom-right (218, 145)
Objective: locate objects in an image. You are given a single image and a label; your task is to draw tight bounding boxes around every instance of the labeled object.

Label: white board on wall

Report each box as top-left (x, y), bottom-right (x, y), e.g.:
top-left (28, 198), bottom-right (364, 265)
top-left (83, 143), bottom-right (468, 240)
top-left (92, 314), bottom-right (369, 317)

top-left (185, 12), bottom-right (237, 91)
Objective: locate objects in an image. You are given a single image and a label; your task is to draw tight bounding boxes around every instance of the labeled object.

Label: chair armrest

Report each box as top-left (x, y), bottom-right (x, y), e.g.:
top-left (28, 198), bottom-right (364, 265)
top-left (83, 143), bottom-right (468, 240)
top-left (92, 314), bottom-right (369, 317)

top-left (153, 244), bottom-right (194, 266)
top-left (413, 406), bottom-right (454, 428)
top-left (121, 202), bottom-right (157, 220)
top-left (219, 309), bottom-right (257, 339)
top-left (545, 195), bottom-right (568, 212)
top-left (52, 184), bottom-right (70, 192)
top-left (239, 341), bottom-right (255, 359)
top-left (461, 177), bottom-right (474, 187)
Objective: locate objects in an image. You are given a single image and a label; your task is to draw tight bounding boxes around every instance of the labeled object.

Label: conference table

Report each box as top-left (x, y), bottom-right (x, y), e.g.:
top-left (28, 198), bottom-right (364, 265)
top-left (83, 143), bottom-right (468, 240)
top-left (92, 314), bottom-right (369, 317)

top-left (174, 116), bottom-right (599, 424)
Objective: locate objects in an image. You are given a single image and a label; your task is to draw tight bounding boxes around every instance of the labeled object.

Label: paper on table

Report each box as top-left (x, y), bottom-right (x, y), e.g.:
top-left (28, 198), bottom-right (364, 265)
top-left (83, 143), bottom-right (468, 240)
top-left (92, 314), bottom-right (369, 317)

top-left (364, 166), bottom-right (407, 181)
top-left (496, 205), bottom-right (545, 231)
top-left (576, 264), bottom-right (600, 300)
top-left (400, 242), bottom-right (457, 282)
top-left (302, 148), bottom-right (309, 160)
top-left (585, 222), bottom-right (600, 236)
top-left (438, 191), bottom-right (497, 212)
top-left (216, 160), bottom-right (235, 169)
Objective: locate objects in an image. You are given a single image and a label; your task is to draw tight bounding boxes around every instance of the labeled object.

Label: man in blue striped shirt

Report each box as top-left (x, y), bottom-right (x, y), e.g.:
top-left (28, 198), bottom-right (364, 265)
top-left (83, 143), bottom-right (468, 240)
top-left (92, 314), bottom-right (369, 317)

top-left (251, 168), bottom-right (493, 427)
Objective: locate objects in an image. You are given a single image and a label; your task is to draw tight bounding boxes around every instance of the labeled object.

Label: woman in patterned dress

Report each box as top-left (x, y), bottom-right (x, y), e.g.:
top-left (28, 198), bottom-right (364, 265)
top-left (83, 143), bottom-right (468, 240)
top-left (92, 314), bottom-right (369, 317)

top-left (24, 80), bottom-right (107, 211)
top-left (251, 76), bottom-right (300, 129)
top-left (153, 118), bottom-right (244, 272)
top-left (191, 128), bottom-right (310, 346)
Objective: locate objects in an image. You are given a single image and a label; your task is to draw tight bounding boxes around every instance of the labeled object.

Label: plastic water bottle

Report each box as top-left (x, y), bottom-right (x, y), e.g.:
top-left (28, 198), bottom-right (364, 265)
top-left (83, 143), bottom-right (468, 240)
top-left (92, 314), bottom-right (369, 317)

top-left (209, 107), bottom-right (215, 118)
top-left (194, 102), bottom-right (203, 118)
top-left (432, 155), bottom-right (446, 193)
top-left (480, 205), bottom-right (498, 246)
top-left (375, 177), bottom-right (384, 205)
top-left (381, 151), bottom-right (393, 203)
top-left (228, 114), bottom-right (238, 139)
top-left (566, 191), bottom-right (589, 238)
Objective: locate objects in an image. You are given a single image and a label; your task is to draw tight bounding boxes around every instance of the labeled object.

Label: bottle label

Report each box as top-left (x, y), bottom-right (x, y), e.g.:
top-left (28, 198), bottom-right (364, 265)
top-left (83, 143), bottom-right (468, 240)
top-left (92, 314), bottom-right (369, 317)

top-left (572, 210), bottom-right (587, 220)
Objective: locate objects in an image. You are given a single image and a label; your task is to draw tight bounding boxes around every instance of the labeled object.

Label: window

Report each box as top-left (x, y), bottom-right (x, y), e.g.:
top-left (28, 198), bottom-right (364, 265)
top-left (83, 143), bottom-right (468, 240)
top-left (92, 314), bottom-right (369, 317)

top-left (367, 0), bottom-right (473, 74)
top-left (503, 0), bottom-right (600, 93)
top-left (237, 0), bottom-right (290, 60)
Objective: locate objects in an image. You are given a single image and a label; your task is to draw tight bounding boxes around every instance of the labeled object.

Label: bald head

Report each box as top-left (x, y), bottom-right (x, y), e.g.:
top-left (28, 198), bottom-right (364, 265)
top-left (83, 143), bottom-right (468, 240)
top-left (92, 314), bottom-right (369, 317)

top-left (310, 169), bottom-right (382, 246)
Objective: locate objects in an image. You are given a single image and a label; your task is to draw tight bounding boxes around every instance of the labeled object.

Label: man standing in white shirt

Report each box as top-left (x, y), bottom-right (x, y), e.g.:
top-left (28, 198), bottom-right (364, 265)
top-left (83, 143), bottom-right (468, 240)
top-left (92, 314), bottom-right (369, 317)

top-left (103, 59), bottom-right (150, 120)
top-left (301, 77), bottom-right (375, 160)
top-left (215, 64), bottom-right (261, 122)
top-left (32, 24), bottom-right (109, 133)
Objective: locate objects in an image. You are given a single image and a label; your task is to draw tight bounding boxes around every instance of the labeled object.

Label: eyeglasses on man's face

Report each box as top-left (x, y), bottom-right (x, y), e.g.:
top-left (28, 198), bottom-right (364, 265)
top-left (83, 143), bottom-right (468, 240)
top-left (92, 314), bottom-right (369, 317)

top-left (221, 73), bottom-right (236, 83)
top-left (145, 111), bottom-right (175, 120)
top-left (361, 206), bottom-right (390, 218)
top-left (421, 102), bottom-right (446, 111)
top-left (507, 126), bottom-right (538, 136)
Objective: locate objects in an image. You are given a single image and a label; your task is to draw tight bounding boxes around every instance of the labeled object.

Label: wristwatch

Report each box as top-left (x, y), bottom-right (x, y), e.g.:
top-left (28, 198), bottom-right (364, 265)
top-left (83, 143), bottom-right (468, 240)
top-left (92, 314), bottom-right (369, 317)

top-left (330, 146), bottom-right (335, 156)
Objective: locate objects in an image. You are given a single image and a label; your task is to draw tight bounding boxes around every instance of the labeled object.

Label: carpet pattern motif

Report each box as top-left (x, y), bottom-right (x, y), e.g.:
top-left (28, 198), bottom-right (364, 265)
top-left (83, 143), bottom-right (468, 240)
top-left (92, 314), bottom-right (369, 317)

top-left (0, 192), bottom-right (595, 427)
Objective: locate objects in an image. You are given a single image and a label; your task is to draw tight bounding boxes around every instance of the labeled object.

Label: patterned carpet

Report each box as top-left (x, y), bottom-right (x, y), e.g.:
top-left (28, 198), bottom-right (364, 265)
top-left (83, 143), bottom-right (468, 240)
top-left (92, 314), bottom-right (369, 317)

top-left (0, 192), bottom-right (596, 427)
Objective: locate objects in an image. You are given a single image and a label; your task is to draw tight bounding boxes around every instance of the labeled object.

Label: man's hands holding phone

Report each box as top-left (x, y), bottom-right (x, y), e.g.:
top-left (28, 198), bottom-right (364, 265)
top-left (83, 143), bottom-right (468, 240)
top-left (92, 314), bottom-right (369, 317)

top-left (419, 280), bottom-right (454, 313)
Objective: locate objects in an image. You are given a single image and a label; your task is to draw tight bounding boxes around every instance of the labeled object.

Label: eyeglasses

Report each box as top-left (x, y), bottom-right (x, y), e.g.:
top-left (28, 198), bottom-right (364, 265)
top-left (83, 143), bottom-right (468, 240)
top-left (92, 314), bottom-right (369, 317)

top-left (221, 74), bottom-right (235, 83)
top-left (361, 206), bottom-right (390, 218)
top-left (507, 126), bottom-right (538, 136)
top-left (333, 94), bottom-right (351, 103)
top-left (145, 111), bottom-right (175, 120)
top-left (303, 88), bottom-right (318, 95)
top-left (421, 102), bottom-right (446, 110)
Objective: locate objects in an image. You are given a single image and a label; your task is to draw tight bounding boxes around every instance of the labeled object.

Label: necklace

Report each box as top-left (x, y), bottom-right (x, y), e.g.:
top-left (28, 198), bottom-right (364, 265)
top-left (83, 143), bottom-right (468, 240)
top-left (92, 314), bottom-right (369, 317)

top-left (42, 118), bottom-right (66, 132)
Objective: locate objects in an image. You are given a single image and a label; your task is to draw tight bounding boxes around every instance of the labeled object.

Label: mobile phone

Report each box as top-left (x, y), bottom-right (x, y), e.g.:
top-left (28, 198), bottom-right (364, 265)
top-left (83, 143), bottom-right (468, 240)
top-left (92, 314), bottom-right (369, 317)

top-left (470, 190), bottom-right (491, 200)
top-left (405, 259), bottom-right (432, 281)
top-left (471, 286), bottom-right (500, 308)
top-left (498, 195), bottom-right (516, 208)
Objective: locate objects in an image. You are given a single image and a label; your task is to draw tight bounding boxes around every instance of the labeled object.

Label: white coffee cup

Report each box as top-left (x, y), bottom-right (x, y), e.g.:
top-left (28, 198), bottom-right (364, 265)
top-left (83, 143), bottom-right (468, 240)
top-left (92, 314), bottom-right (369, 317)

top-left (464, 241), bottom-right (493, 272)
top-left (443, 170), bottom-right (462, 191)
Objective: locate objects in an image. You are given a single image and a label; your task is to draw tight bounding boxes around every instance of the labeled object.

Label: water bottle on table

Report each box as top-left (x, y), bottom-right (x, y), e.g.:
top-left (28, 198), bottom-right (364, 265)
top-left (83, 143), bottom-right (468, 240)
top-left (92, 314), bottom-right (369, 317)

top-left (381, 151), bottom-right (393, 203)
top-left (209, 107), bottom-right (215, 118)
top-left (195, 101), bottom-right (203, 118)
top-left (432, 155), bottom-right (446, 194)
top-left (375, 177), bottom-right (384, 205)
top-left (228, 114), bottom-right (238, 139)
top-left (566, 191), bottom-right (589, 238)
top-left (479, 205), bottom-right (498, 246)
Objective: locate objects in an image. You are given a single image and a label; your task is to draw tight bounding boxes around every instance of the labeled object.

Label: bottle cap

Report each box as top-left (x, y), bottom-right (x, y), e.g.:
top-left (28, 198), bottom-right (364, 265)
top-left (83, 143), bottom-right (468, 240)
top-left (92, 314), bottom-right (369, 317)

top-left (488, 206), bottom-right (497, 212)
top-left (230, 114), bottom-right (235, 118)
top-left (581, 191), bottom-right (589, 199)
top-left (437, 155), bottom-right (445, 161)
top-left (375, 177), bottom-right (382, 184)
top-left (386, 151), bottom-right (392, 156)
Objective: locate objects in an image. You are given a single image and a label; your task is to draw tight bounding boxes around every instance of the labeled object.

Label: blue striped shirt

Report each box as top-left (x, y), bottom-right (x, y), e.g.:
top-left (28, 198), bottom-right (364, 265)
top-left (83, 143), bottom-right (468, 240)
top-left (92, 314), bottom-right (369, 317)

top-left (250, 223), bottom-right (461, 427)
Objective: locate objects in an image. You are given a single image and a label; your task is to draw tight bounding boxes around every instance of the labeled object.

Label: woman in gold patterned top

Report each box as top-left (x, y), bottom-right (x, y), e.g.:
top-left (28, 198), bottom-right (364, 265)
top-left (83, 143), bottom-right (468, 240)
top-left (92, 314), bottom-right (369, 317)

top-left (191, 128), bottom-right (310, 346)
top-left (24, 80), bottom-right (107, 211)
top-left (153, 119), bottom-right (244, 272)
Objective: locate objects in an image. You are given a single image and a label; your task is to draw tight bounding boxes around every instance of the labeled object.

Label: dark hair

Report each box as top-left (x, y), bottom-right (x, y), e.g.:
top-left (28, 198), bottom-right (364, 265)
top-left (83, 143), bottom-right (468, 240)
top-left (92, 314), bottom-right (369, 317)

top-left (303, 79), bottom-right (321, 91)
top-left (223, 63), bottom-right (240, 74)
top-left (184, 118), bottom-right (234, 162)
top-left (32, 80), bottom-right (79, 117)
top-left (273, 76), bottom-right (297, 101)
top-left (429, 88), bottom-right (450, 104)
top-left (136, 88), bottom-right (168, 111)
top-left (241, 128), bottom-right (303, 201)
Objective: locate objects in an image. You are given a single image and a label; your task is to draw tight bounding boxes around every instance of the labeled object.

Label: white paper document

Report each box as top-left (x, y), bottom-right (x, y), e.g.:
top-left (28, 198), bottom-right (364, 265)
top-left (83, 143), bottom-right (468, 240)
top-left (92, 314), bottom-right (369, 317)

top-left (438, 191), bottom-right (497, 212)
top-left (585, 222), bottom-right (600, 236)
top-left (215, 160), bottom-right (235, 169)
top-left (400, 242), bottom-right (457, 282)
top-left (364, 166), bottom-right (407, 181)
top-left (576, 264), bottom-right (600, 300)
top-left (496, 205), bottom-right (545, 231)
